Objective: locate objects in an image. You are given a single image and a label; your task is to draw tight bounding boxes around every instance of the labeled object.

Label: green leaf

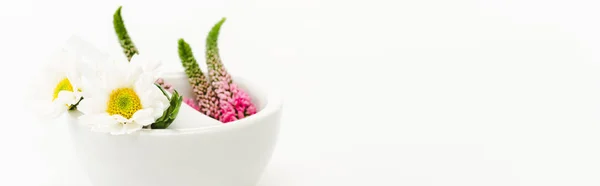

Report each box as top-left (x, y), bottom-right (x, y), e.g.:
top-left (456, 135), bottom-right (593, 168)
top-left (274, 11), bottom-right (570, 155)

top-left (172, 93), bottom-right (183, 117)
top-left (155, 84), bottom-right (171, 101)
top-left (113, 6), bottom-right (139, 61)
top-left (151, 89), bottom-right (183, 129)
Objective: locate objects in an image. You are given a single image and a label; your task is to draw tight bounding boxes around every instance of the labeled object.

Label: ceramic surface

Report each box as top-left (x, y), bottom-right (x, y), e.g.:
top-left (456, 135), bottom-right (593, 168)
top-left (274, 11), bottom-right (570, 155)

top-left (67, 72), bottom-right (282, 186)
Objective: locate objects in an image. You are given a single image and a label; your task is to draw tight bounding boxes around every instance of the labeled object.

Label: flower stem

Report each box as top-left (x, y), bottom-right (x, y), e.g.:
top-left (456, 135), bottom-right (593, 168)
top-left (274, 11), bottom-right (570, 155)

top-left (68, 97), bottom-right (84, 110)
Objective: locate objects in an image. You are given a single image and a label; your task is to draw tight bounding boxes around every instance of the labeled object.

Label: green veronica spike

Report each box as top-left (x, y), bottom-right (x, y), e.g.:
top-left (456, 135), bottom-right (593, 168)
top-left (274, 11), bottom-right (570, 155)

top-left (113, 6), bottom-right (139, 61)
top-left (205, 17), bottom-right (227, 81)
top-left (206, 17), bottom-right (226, 53)
top-left (178, 39), bottom-right (210, 100)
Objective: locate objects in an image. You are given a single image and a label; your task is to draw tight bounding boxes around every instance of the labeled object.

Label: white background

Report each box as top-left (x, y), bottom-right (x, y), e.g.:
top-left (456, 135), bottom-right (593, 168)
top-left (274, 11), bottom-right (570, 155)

top-left (1, 0), bottom-right (600, 185)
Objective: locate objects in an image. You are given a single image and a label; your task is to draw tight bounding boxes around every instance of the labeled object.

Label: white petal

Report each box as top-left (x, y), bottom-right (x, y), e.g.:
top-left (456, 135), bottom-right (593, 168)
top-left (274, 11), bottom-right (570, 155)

top-left (145, 61), bottom-right (163, 78)
top-left (137, 90), bottom-right (153, 109)
top-left (126, 65), bottom-right (144, 86)
top-left (80, 74), bottom-right (109, 99)
top-left (132, 76), bottom-right (168, 119)
top-left (79, 113), bottom-right (124, 135)
top-left (47, 49), bottom-right (71, 71)
top-left (56, 91), bottom-right (77, 105)
top-left (76, 97), bottom-right (107, 115)
top-left (151, 101), bottom-right (167, 119)
top-left (111, 114), bottom-right (130, 124)
top-left (129, 54), bottom-right (143, 65)
top-left (71, 89), bottom-right (83, 101)
top-left (29, 49), bottom-right (85, 120)
top-left (134, 73), bottom-right (156, 92)
top-left (135, 74), bottom-right (160, 107)
top-left (36, 68), bottom-right (66, 98)
top-left (75, 98), bottom-right (92, 114)
top-left (130, 53), bottom-right (164, 80)
top-left (80, 113), bottom-right (120, 133)
top-left (63, 35), bottom-right (111, 65)
top-left (144, 86), bottom-right (170, 119)
top-left (51, 95), bottom-right (72, 117)
top-left (150, 83), bottom-right (170, 104)
top-left (67, 75), bottom-right (83, 92)
top-left (79, 57), bottom-right (112, 93)
top-left (123, 122), bottom-right (144, 134)
top-left (131, 108), bottom-right (155, 126)
top-left (28, 87), bottom-right (66, 119)
top-left (156, 96), bottom-right (170, 118)
top-left (47, 101), bottom-right (69, 118)
top-left (104, 60), bottom-right (128, 90)
top-left (63, 51), bottom-right (84, 87)
top-left (131, 54), bottom-right (156, 70)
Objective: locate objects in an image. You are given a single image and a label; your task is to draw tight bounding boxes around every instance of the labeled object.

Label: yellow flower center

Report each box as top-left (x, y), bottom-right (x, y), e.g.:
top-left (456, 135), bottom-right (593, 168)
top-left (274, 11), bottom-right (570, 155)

top-left (106, 88), bottom-right (142, 119)
top-left (53, 78), bottom-right (74, 101)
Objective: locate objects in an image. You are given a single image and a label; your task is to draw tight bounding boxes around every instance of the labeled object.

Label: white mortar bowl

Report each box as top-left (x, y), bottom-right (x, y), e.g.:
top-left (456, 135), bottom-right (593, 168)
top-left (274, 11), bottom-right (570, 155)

top-left (66, 71), bottom-right (283, 186)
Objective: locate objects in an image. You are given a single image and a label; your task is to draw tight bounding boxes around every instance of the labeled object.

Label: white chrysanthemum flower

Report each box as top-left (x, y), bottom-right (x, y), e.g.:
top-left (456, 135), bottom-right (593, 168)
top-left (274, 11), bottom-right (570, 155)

top-left (131, 53), bottom-right (163, 79)
top-left (31, 49), bottom-right (84, 119)
top-left (78, 54), bottom-right (169, 135)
